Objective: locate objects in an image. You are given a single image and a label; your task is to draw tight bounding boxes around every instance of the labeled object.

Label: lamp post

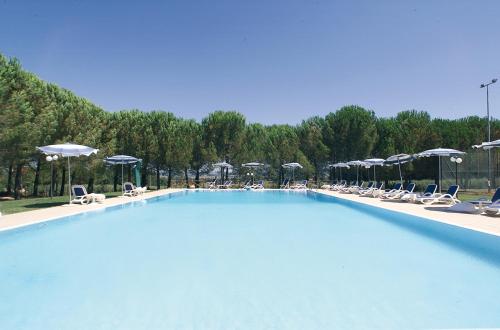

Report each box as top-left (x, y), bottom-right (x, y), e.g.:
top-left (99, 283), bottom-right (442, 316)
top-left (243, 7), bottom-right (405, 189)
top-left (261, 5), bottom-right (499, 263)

top-left (45, 155), bottom-right (59, 198)
top-left (481, 78), bottom-right (498, 192)
top-left (450, 156), bottom-right (462, 186)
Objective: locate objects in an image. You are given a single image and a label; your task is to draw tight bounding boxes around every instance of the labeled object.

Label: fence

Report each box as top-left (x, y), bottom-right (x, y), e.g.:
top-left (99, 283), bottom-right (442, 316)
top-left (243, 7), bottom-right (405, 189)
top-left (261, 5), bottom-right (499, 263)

top-left (441, 148), bottom-right (500, 191)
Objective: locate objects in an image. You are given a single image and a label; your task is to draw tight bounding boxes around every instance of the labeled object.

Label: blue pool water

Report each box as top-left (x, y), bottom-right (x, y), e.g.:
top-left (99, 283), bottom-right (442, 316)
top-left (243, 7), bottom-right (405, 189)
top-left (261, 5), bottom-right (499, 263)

top-left (1, 190), bottom-right (500, 329)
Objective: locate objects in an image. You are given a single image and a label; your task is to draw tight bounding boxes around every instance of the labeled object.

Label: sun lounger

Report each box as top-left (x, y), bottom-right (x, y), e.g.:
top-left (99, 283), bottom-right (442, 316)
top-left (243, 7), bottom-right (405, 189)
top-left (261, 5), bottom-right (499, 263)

top-left (416, 185), bottom-right (460, 205)
top-left (320, 180), bottom-right (336, 189)
top-left (367, 182), bottom-right (385, 197)
top-left (280, 178), bottom-right (290, 189)
top-left (329, 180), bottom-right (346, 191)
top-left (206, 179), bottom-right (217, 189)
top-left (484, 199), bottom-right (500, 216)
top-left (71, 185), bottom-right (91, 204)
top-left (345, 181), bottom-right (367, 194)
top-left (379, 183), bottom-right (402, 199)
top-left (355, 182), bottom-right (374, 195)
top-left (341, 181), bottom-right (360, 193)
top-left (251, 180), bottom-right (264, 189)
top-left (468, 187), bottom-right (500, 208)
top-left (135, 186), bottom-right (147, 194)
top-left (218, 180), bottom-right (233, 189)
top-left (450, 187), bottom-right (500, 214)
top-left (381, 183), bottom-right (415, 200)
top-left (71, 185), bottom-right (105, 204)
top-left (123, 182), bottom-right (139, 196)
top-left (401, 184), bottom-right (437, 203)
top-left (291, 180), bottom-right (308, 189)
top-left (337, 181), bottom-right (355, 193)
top-left (360, 182), bottom-right (383, 196)
top-left (339, 181), bottom-right (358, 193)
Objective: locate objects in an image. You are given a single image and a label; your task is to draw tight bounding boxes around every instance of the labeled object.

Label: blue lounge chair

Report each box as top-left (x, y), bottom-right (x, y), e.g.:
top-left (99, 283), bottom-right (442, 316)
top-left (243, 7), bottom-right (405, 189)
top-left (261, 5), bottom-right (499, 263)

top-left (379, 182), bottom-right (403, 199)
top-left (71, 185), bottom-right (90, 204)
top-left (123, 182), bottom-right (138, 196)
top-left (355, 182), bottom-right (374, 195)
top-left (291, 180), bottom-right (308, 189)
top-left (218, 180), bottom-right (233, 189)
top-left (280, 178), bottom-right (290, 189)
top-left (251, 180), bottom-right (264, 189)
top-left (452, 187), bottom-right (500, 215)
top-left (417, 185), bottom-right (460, 205)
top-left (382, 183), bottom-right (416, 200)
top-left (401, 183), bottom-right (437, 202)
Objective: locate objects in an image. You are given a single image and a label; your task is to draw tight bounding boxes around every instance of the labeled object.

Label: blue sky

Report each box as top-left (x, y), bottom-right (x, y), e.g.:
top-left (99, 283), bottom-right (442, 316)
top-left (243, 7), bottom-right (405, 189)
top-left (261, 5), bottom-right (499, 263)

top-left (1, 0), bottom-right (499, 124)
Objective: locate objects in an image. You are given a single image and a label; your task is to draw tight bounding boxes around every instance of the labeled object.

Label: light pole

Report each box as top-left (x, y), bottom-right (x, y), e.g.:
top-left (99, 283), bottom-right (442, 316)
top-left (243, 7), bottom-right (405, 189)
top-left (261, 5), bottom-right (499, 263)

top-left (450, 156), bottom-right (462, 186)
top-left (481, 78), bottom-right (498, 192)
top-left (45, 155), bottom-right (59, 198)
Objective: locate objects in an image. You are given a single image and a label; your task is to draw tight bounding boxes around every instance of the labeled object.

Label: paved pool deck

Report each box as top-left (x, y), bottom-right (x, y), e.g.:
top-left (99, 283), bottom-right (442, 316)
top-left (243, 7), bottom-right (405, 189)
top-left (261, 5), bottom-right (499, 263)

top-left (312, 189), bottom-right (500, 237)
top-left (0, 189), bottom-right (184, 232)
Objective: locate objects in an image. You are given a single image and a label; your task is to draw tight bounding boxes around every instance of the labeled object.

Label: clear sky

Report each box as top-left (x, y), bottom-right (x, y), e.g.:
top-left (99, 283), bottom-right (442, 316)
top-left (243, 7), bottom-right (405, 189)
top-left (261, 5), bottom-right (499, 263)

top-left (1, 0), bottom-right (499, 124)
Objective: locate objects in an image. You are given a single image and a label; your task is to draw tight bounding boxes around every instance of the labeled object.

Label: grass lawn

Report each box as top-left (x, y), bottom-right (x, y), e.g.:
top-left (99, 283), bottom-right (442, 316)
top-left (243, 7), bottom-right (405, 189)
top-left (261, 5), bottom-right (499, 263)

top-left (0, 191), bottom-right (123, 215)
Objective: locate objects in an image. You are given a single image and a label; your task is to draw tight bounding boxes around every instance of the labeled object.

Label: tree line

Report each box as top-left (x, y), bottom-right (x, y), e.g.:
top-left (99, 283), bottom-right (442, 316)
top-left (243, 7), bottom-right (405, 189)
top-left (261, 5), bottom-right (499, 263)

top-left (1, 53), bottom-right (498, 198)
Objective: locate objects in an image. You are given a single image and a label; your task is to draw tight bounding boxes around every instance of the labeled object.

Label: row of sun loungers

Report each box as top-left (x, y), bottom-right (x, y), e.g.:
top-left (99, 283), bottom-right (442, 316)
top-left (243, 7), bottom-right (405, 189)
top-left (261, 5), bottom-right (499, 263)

top-left (205, 179), bottom-right (309, 190)
top-left (280, 179), bottom-right (308, 189)
top-left (206, 179), bottom-right (265, 190)
top-left (70, 182), bottom-right (147, 205)
top-left (324, 180), bottom-right (500, 216)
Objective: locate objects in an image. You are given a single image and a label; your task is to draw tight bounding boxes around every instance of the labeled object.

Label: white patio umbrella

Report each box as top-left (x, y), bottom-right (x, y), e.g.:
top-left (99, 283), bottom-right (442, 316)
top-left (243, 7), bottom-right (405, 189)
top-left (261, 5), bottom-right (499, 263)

top-left (363, 158), bottom-right (385, 182)
top-left (242, 162), bottom-right (264, 167)
top-left (472, 139), bottom-right (500, 150)
top-left (384, 153), bottom-right (416, 185)
top-left (347, 160), bottom-right (367, 184)
top-left (329, 162), bottom-right (350, 181)
top-left (37, 143), bottom-right (98, 204)
top-left (282, 162), bottom-right (303, 182)
top-left (104, 155), bottom-right (141, 194)
top-left (417, 148), bottom-right (465, 193)
top-left (213, 161), bottom-right (233, 182)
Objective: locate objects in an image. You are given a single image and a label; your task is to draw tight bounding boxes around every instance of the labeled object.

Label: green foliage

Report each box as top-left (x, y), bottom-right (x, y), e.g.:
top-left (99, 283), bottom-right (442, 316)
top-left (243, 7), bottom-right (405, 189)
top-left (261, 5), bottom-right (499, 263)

top-left (324, 105), bottom-right (378, 161)
top-left (202, 111), bottom-right (246, 162)
top-left (0, 52), bottom-right (497, 196)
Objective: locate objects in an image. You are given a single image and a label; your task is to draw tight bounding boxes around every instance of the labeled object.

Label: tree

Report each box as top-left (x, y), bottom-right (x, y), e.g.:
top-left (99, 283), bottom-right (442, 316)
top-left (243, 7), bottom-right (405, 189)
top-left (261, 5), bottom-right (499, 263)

top-left (202, 111), bottom-right (246, 164)
top-left (324, 105), bottom-right (378, 162)
top-left (297, 117), bottom-right (329, 184)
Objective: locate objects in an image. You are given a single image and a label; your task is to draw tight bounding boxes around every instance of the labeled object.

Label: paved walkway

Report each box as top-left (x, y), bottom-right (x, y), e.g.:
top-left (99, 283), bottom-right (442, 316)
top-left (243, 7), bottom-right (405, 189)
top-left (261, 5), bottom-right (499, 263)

top-left (312, 189), bottom-right (500, 237)
top-left (0, 189), bottom-right (184, 232)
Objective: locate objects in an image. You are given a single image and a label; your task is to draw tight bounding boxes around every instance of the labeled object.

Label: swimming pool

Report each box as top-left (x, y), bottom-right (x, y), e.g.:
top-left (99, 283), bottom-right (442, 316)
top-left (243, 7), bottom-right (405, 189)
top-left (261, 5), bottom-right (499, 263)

top-left (1, 190), bottom-right (500, 329)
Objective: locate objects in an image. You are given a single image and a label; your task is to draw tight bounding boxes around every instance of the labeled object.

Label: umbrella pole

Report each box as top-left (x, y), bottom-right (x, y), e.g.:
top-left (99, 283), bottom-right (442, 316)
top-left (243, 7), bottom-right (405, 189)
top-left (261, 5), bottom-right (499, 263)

top-left (121, 163), bottom-right (124, 194)
top-left (68, 157), bottom-right (71, 204)
top-left (356, 166), bottom-right (359, 185)
top-left (374, 166), bottom-right (376, 182)
top-left (439, 155), bottom-right (441, 193)
top-left (398, 160), bottom-right (403, 185)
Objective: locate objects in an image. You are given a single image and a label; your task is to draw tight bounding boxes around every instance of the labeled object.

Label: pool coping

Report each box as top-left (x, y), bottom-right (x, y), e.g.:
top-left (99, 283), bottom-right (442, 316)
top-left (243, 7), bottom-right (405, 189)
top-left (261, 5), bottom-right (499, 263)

top-left (0, 189), bottom-right (184, 232)
top-left (311, 189), bottom-right (500, 237)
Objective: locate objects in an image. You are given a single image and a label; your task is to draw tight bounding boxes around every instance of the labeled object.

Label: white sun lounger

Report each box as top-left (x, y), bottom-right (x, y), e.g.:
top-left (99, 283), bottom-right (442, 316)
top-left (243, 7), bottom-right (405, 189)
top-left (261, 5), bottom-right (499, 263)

top-left (123, 182), bottom-right (139, 197)
top-left (71, 185), bottom-right (106, 204)
top-left (416, 185), bottom-right (460, 205)
top-left (401, 184), bottom-right (438, 203)
top-left (382, 183), bottom-right (416, 200)
top-left (291, 180), bottom-right (308, 189)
